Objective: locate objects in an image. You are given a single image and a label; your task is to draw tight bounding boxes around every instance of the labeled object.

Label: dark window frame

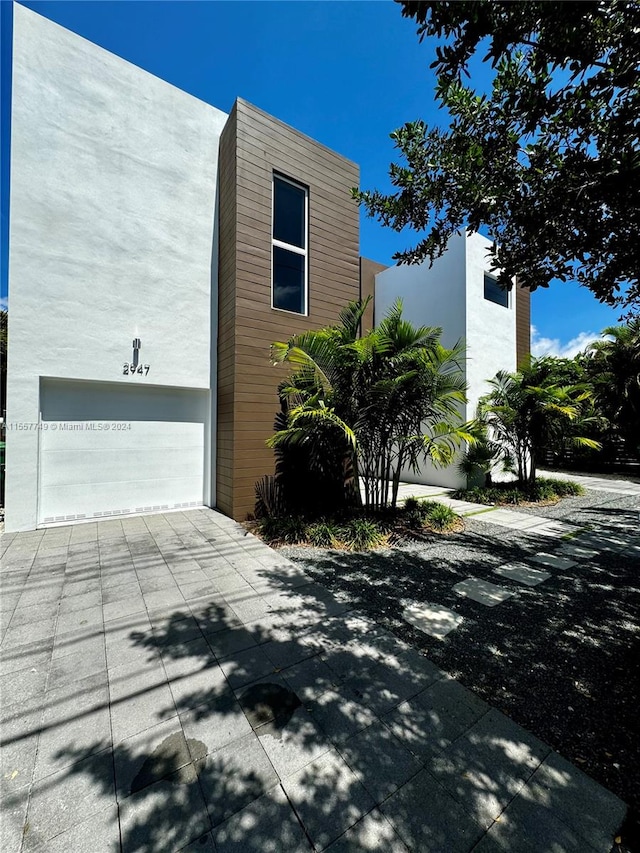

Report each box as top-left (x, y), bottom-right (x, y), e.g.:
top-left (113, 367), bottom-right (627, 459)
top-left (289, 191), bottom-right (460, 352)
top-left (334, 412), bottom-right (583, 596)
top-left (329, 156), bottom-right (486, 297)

top-left (483, 273), bottom-right (510, 308)
top-left (271, 173), bottom-right (308, 315)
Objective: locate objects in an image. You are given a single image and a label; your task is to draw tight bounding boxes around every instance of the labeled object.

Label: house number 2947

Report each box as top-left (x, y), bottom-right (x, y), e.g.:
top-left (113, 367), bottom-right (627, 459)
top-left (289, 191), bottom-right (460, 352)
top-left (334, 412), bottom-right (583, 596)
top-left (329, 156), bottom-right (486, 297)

top-left (123, 364), bottom-right (150, 376)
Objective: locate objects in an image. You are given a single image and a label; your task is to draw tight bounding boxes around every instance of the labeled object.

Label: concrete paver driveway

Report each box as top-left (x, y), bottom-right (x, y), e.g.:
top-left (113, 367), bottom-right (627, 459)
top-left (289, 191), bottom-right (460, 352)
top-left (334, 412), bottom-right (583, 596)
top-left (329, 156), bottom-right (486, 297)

top-left (0, 509), bottom-right (626, 852)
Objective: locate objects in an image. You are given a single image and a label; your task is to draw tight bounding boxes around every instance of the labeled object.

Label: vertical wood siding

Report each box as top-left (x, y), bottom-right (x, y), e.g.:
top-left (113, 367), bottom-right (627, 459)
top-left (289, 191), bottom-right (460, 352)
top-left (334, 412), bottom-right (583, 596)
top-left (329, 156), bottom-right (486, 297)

top-left (515, 284), bottom-right (531, 368)
top-left (217, 100), bottom-right (360, 520)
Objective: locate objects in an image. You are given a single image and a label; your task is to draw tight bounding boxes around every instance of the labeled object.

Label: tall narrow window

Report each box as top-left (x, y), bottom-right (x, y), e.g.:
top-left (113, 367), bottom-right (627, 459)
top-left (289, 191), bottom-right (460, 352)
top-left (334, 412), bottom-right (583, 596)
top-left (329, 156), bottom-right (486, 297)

top-left (272, 174), bottom-right (308, 314)
top-left (483, 273), bottom-right (510, 308)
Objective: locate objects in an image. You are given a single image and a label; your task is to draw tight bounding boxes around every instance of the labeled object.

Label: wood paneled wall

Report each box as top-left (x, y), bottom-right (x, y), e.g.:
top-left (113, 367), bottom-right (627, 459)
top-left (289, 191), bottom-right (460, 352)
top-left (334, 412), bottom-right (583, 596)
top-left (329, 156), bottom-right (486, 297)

top-left (216, 99), bottom-right (360, 520)
top-left (515, 282), bottom-right (531, 368)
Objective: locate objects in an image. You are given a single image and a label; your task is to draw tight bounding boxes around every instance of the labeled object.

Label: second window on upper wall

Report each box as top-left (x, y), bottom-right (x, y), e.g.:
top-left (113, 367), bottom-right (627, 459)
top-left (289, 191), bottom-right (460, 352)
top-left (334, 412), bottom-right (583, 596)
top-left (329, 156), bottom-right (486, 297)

top-left (272, 174), bottom-right (308, 314)
top-left (483, 273), bottom-right (510, 308)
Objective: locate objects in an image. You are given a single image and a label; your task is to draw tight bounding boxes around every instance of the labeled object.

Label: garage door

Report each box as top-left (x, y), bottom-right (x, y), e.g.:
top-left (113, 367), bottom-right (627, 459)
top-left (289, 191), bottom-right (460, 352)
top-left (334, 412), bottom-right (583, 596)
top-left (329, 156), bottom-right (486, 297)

top-left (38, 379), bottom-right (208, 524)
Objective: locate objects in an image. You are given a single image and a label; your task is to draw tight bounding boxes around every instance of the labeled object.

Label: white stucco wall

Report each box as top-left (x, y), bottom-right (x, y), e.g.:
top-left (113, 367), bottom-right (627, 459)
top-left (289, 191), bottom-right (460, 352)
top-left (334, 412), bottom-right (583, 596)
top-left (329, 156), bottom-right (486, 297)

top-left (374, 232), bottom-right (467, 349)
top-left (374, 233), bottom-right (467, 489)
top-left (373, 232), bottom-right (516, 490)
top-left (6, 5), bottom-right (228, 530)
top-left (464, 234), bottom-right (517, 418)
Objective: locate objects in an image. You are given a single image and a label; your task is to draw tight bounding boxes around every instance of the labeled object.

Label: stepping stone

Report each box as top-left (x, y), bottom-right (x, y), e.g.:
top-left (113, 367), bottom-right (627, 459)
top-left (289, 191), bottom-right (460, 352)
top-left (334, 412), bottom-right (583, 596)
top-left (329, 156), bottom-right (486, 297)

top-left (452, 578), bottom-right (515, 607)
top-left (529, 552), bottom-right (576, 571)
top-left (479, 509), bottom-right (543, 529)
top-left (493, 563), bottom-right (551, 587)
top-left (402, 603), bottom-right (463, 640)
top-left (594, 534), bottom-right (629, 551)
top-left (556, 542), bottom-right (600, 560)
top-left (435, 496), bottom-right (488, 515)
top-left (573, 532), bottom-right (628, 552)
top-left (525, 520), bottom-right (576, 538)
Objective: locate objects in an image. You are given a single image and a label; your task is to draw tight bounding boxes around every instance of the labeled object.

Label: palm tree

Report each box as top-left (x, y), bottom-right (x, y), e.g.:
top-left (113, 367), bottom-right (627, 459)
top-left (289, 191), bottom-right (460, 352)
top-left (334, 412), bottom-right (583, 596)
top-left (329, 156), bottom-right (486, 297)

top-left (264, 301), bottom-right (365, 516)
top-left (585, 321), bottom-right (640, 458)
top-left (356, 300), bottom-right (472, 509)
top-left (478, 358), bottom-right (600, 485)
top-left (267, 299), bottom-right (474, 513)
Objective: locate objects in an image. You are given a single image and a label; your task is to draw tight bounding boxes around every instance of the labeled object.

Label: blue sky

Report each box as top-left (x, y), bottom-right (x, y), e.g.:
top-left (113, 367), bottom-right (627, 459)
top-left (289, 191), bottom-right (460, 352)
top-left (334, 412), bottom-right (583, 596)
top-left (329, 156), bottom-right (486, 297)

top-left (0, 0), bottom-right (622, 353)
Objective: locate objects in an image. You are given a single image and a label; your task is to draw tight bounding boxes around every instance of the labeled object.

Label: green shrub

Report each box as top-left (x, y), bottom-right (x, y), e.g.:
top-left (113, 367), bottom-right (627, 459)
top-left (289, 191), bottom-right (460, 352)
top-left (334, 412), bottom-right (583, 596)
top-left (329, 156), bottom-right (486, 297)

top-left (453, 485), bottom-right (512, 504)
top-left (403, 496), bottom-right (425, 529)
top-left (404, 497), bottom-right (420, 513)
top-left (424, 502), bottom-right (458, 531)
top-left (343, 517), bottom-right (387, 551)
top-left (258, 514), bottom-right (390, 550)
top-left (453, 477), bottom-right (584, 506)
top-left (404, 509), bottom-right (422, 530)
top-left (459, 485), bottom-right (527, 504)
top-left (417, 500), bottom-right (440, 514)
top-left (539, 477), bottom-right (584, 497)
top-left (531, 480), bottom-right (556, 501)
top-left (258, 515), bottom-right (307, 545)
top-left (257, 497), bottom-right (468, 549)
top-left (306, 521), bottom-right (341, 548)
top-left (402, 498), bottom-right (459, 532)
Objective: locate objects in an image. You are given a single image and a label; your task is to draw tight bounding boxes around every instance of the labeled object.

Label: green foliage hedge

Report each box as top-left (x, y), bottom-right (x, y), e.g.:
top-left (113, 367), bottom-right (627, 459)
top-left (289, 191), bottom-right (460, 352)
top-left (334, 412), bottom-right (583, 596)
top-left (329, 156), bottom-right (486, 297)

top-left (403, 497), bottom-right (458, 531)
top-left (256, 499), bottom-right (461, 551)
top-left (257, 515), bottom-right (388, 551)
top-left (453, 477), bottom-right (584, 506)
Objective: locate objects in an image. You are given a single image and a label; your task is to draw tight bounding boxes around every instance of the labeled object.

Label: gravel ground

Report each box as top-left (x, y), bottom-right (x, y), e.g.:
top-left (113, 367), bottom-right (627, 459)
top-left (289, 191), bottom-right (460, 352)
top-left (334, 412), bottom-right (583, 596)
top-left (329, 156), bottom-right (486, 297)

top-left (281, 489), bottom-right (640, 849)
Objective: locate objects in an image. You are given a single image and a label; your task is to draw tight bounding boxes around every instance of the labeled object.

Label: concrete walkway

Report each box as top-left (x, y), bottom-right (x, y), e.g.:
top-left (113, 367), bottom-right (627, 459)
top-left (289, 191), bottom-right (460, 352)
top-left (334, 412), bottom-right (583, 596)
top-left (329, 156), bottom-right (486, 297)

top-left (393, 474), bottom-right (638, 641)
top-left (0, 509), bottom-right (626, 852)
top-left (538, 469), bottom-right (640, 497)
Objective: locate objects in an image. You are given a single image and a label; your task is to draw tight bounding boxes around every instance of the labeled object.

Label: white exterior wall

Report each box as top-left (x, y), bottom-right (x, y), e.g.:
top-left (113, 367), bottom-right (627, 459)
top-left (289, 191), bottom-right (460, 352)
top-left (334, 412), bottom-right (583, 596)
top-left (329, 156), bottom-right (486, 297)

top-left (374, 232), bottom-right (467, 349)
top-left (374, 232), bottom-right (516, 489)
top-left (464, 234), bottom-right (517, 418)
top-left (374, 233), bottom-right (467, 489)
top-left (5, 6), bottom-right (228, 530)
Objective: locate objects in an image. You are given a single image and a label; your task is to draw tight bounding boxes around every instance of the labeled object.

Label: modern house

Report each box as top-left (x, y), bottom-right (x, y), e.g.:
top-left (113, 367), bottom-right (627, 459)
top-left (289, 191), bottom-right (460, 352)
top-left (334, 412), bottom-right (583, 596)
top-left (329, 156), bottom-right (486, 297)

top-left (4, 5), bottom-right (529, 532)
top-left (376, 232), bottom-right (530, 489)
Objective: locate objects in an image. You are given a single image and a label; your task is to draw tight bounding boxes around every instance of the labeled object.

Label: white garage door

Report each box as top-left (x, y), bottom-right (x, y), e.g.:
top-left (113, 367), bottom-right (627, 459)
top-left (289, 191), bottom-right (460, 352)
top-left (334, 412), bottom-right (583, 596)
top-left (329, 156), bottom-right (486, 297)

top-left (38, 379), bottom-right (208, 524)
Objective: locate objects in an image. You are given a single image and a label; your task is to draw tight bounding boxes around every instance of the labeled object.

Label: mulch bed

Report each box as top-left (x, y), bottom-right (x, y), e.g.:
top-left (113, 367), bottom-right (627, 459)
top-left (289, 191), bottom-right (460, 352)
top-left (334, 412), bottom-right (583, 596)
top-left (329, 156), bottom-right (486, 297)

top-left (281, 489), bottom-right (640, 851)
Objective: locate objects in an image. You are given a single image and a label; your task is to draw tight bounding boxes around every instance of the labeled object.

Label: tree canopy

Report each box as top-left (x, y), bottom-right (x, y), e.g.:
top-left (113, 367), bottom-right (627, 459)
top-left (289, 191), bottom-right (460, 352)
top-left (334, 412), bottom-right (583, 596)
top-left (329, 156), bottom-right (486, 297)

top-left (355, 1), bottom-right (640, 312)
top-left (585, 318), bottom-right (640, 456)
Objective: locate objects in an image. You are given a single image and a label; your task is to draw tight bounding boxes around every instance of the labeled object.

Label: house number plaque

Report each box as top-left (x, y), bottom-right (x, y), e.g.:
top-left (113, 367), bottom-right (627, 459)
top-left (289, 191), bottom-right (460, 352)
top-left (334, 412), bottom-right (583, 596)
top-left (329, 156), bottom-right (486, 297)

top-left (123, 363), bottom-right (150, 376)
top-left (123, 337), bottom-right (150, 375)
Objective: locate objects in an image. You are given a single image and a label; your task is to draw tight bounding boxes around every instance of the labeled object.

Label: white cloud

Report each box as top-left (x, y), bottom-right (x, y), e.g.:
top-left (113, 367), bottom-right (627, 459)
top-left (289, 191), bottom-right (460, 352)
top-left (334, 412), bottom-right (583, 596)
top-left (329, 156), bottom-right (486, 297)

top-left (530, 325), bottom-right (600, 359)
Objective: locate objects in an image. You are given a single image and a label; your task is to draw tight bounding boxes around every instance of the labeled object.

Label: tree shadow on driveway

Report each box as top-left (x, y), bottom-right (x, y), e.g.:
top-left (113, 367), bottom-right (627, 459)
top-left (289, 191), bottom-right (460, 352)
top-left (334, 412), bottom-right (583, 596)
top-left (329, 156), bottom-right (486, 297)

top-left (286, 514), bottom-right (640, 851)
top-left (0, 513), bottom-right (630, 852)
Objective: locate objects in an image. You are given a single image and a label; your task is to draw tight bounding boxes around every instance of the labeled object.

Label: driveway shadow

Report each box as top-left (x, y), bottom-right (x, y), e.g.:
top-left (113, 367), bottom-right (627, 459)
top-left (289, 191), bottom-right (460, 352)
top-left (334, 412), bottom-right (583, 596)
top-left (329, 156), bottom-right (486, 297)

top-left (0, 512), bottom-right (631, 852)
